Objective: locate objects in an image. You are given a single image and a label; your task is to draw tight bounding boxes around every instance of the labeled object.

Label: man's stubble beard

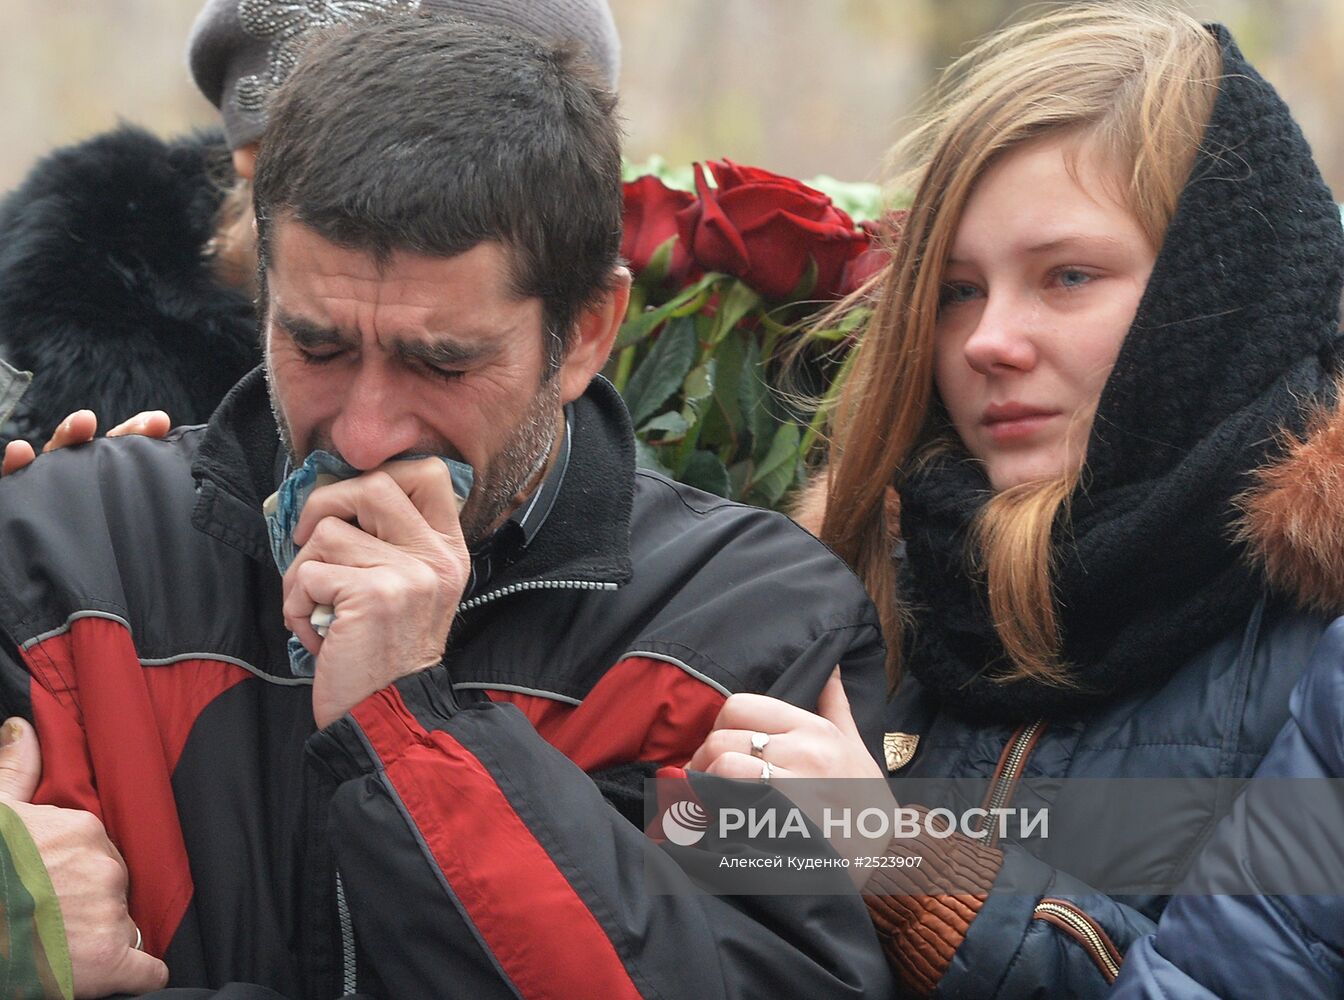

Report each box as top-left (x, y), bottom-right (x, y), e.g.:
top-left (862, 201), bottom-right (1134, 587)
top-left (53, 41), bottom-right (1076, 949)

top-left (457, 373), bottom-right (560, 544)
top-left (264, 356), bottom-right (562, 548)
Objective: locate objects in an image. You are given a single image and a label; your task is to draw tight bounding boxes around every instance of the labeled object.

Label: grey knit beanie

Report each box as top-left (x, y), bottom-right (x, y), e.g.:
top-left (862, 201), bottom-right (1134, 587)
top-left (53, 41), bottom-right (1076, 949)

top-left (188, 0), bottom-right (621, 149)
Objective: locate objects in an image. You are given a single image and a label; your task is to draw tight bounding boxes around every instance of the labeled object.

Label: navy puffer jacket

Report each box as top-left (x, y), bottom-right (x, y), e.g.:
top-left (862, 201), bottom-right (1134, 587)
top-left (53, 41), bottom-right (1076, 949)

top-left (876, 601), bottom-right (1331, 997)
top-left (1110, 622), bottom-right (1344, 999)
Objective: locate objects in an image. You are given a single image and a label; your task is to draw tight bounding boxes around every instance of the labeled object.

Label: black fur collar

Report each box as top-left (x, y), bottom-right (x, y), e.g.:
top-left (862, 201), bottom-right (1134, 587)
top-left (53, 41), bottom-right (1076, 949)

top-left (0, 125), bottom-right (259, 445)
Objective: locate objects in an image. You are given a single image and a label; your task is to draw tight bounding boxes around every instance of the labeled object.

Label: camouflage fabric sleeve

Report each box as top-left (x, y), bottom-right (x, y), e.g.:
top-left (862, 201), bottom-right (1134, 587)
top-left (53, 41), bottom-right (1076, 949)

top-left (0, 801), bottom-right (73, 1000)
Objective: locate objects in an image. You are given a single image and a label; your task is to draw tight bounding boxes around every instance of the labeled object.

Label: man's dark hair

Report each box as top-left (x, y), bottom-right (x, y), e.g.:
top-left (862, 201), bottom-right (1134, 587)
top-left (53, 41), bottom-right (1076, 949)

top-left (253, 16), bottom-right (623, 376)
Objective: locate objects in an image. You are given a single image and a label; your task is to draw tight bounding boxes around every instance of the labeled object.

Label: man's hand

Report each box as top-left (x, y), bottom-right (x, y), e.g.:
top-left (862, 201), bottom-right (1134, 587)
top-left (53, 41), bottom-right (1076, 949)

top-left (0, 718), bottom-right (168, 997)
top-left (282, 459), bottom-right (471, 729)
top-left (2, 410), bottom-right (172, 475)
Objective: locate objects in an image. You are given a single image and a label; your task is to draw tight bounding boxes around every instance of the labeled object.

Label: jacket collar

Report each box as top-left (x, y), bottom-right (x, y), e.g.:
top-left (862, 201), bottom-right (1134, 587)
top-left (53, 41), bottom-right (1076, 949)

top-left (466, 375), bottom-right (635, 597)
top-left (190, 367), bottom-right (282, 563)
top-left (190, 367), bottom-right (635, 589)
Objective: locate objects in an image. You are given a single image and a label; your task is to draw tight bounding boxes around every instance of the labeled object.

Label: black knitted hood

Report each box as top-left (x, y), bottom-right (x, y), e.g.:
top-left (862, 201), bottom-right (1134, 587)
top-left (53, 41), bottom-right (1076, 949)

top-left (1086, 24), bottom-right (1344, 487)
top-left (899, 26), bottom-right (1344, 723)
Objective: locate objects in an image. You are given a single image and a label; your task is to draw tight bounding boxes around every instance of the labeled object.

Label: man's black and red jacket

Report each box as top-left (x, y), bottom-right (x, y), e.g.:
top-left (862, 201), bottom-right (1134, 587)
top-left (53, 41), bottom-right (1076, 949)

top-left (0, 370), bottom-right (894, 999)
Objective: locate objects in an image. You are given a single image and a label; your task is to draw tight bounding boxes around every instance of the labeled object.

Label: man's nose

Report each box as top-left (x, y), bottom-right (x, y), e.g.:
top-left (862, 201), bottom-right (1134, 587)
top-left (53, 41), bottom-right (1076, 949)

top-left (328, 364), bottom-right (422, 470)
top-left (961, 293), bottom-right (1039, 376)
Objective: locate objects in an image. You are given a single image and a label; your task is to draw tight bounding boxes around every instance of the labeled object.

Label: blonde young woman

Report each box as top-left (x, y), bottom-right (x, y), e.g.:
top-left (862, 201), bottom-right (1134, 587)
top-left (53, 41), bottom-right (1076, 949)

top-left (689, 4), bottom-right (1344, 995)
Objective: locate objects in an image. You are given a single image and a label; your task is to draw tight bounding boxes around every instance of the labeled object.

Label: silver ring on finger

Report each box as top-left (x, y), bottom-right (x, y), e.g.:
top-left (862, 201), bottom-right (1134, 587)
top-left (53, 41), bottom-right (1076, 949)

top-left (132, 923), bottom-right (143, 952)
top-left (759, 759), bottom-right (775, 784)
top-left (749, 731), bottom-right (770, 759)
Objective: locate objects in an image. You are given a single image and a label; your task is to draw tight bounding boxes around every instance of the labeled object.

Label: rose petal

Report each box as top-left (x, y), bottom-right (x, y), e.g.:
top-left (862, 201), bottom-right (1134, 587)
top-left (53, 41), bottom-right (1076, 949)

top-left (622, 175), bottom-right (695, 275)
top-left (678, 162), bottom-right (752, 276)
top-left (735, 210), bottom-right (868, 299)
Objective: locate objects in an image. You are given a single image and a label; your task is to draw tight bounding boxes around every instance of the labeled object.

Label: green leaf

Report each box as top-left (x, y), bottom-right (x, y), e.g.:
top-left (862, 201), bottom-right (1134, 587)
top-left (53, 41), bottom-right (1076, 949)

top-left (801, 175), bottom-right (889, 222)
top-left (681, 360), bottom-right (716, 420)
top-left (838, 305), bottom-right (872, 333)
top-left (679, 450), bottom-right (731, 498)
top-left (607, 344), bottom-right (636, 393)
top-left (698, 334), bottom-right (746, 454)
top-left (622, 317), bottom-right (698, 427)
top-left (639, 411), bottom-right (689, 440)
top-left (634, 440), bottom-right (673, 476)
top-left (806, 326), bottom-right (857, 343)
top-left (756, 310), bottom-right (797, 336)
top-left (805, 327), bottom-right (849, 343)
top-left (739, 339), bottom-right (773, 457)
top-left (635, 235), bottom-right (676, 288)
top-left (671, 359), bottom-right (716, 471)
top-left (747, 422), bottom-right (802, 507)
top-left (615, 273), bottom-right (719, 350)
top-left (668, 278), bottom-right (721, 318)
top-left (727, 459), bottom-right (752, 499)
top-left (707, 280), bottom-right (763, 346)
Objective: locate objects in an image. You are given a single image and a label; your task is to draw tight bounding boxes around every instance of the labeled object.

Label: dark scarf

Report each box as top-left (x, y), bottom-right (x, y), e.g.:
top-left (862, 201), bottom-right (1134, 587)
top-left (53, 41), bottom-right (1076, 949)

top-left (900, 27), bottom-right (1344, 724)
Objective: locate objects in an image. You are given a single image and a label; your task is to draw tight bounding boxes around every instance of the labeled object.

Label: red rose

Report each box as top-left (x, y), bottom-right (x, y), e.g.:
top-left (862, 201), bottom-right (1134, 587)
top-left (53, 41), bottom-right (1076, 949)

top-left (675, 159), bottom-right (868, 300)
top-left (839, 212), bottom-right (905, 295)
top-left (621, 175), bottom-right (696, 285)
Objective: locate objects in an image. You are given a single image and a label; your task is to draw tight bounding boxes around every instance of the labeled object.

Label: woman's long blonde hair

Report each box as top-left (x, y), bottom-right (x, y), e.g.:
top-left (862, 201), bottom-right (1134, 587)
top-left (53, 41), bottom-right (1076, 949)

top-left (819, 2), bottom-right (1220, 686)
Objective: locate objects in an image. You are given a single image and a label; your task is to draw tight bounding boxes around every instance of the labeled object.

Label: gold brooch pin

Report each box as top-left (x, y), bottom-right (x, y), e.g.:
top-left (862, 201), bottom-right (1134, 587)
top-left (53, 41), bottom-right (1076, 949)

top-left (883, 732), bottom-right (920, 772)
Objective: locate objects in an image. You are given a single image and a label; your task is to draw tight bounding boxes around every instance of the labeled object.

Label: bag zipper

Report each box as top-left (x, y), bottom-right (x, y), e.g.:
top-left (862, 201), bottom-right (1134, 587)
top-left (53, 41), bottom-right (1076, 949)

top-left (1033, 898), bottom-right (1122, 983)
top-left (335, 869), bottom-right (357, 995)
top-left (980, 728), bottom-right (1123, 983)
top-left (459, 578), bottom-right (619, 612)
top-left (976, 720), bottom-right (1046, 845)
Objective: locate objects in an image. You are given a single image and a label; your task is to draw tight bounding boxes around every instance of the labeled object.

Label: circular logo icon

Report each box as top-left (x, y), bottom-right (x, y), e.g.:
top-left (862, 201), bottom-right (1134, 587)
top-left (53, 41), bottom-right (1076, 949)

top-left (661, 799), bottom-right (709, 847)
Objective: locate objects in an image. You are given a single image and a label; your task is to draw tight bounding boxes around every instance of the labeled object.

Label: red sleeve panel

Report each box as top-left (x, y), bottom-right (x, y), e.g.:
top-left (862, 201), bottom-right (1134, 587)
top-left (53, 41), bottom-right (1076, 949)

top-left (21, 616), bottom-right (250, 956)
top-left (484, 655), bottom-right (727, 771)
top-left (314, 667), bottom-right (893, 1000)
top-left (350, 682), bottom-right (645, 1000)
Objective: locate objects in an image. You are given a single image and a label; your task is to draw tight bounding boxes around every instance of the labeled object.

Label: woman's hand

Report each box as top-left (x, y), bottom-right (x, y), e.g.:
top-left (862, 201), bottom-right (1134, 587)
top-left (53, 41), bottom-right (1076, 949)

top-left (2, 410), bottom-right (171, 475)
top-left (687, 668), bottom-right (885, 782)
top-left (687, 669), bottom-right (896, 885)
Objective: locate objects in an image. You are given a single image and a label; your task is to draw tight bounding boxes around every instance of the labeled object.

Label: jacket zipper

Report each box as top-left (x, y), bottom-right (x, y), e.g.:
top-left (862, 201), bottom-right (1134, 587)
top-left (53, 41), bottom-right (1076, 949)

top-left (1033, 898), bottom-right (1122, 983)
top-left (307, 564), bottom-right (620, 992)
top-left (977, 720), bottom-right (1045, 845)
top-left (459, 578), bottom-right (619, 612)
top-left (335, 869), bottom-right (357, 995)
